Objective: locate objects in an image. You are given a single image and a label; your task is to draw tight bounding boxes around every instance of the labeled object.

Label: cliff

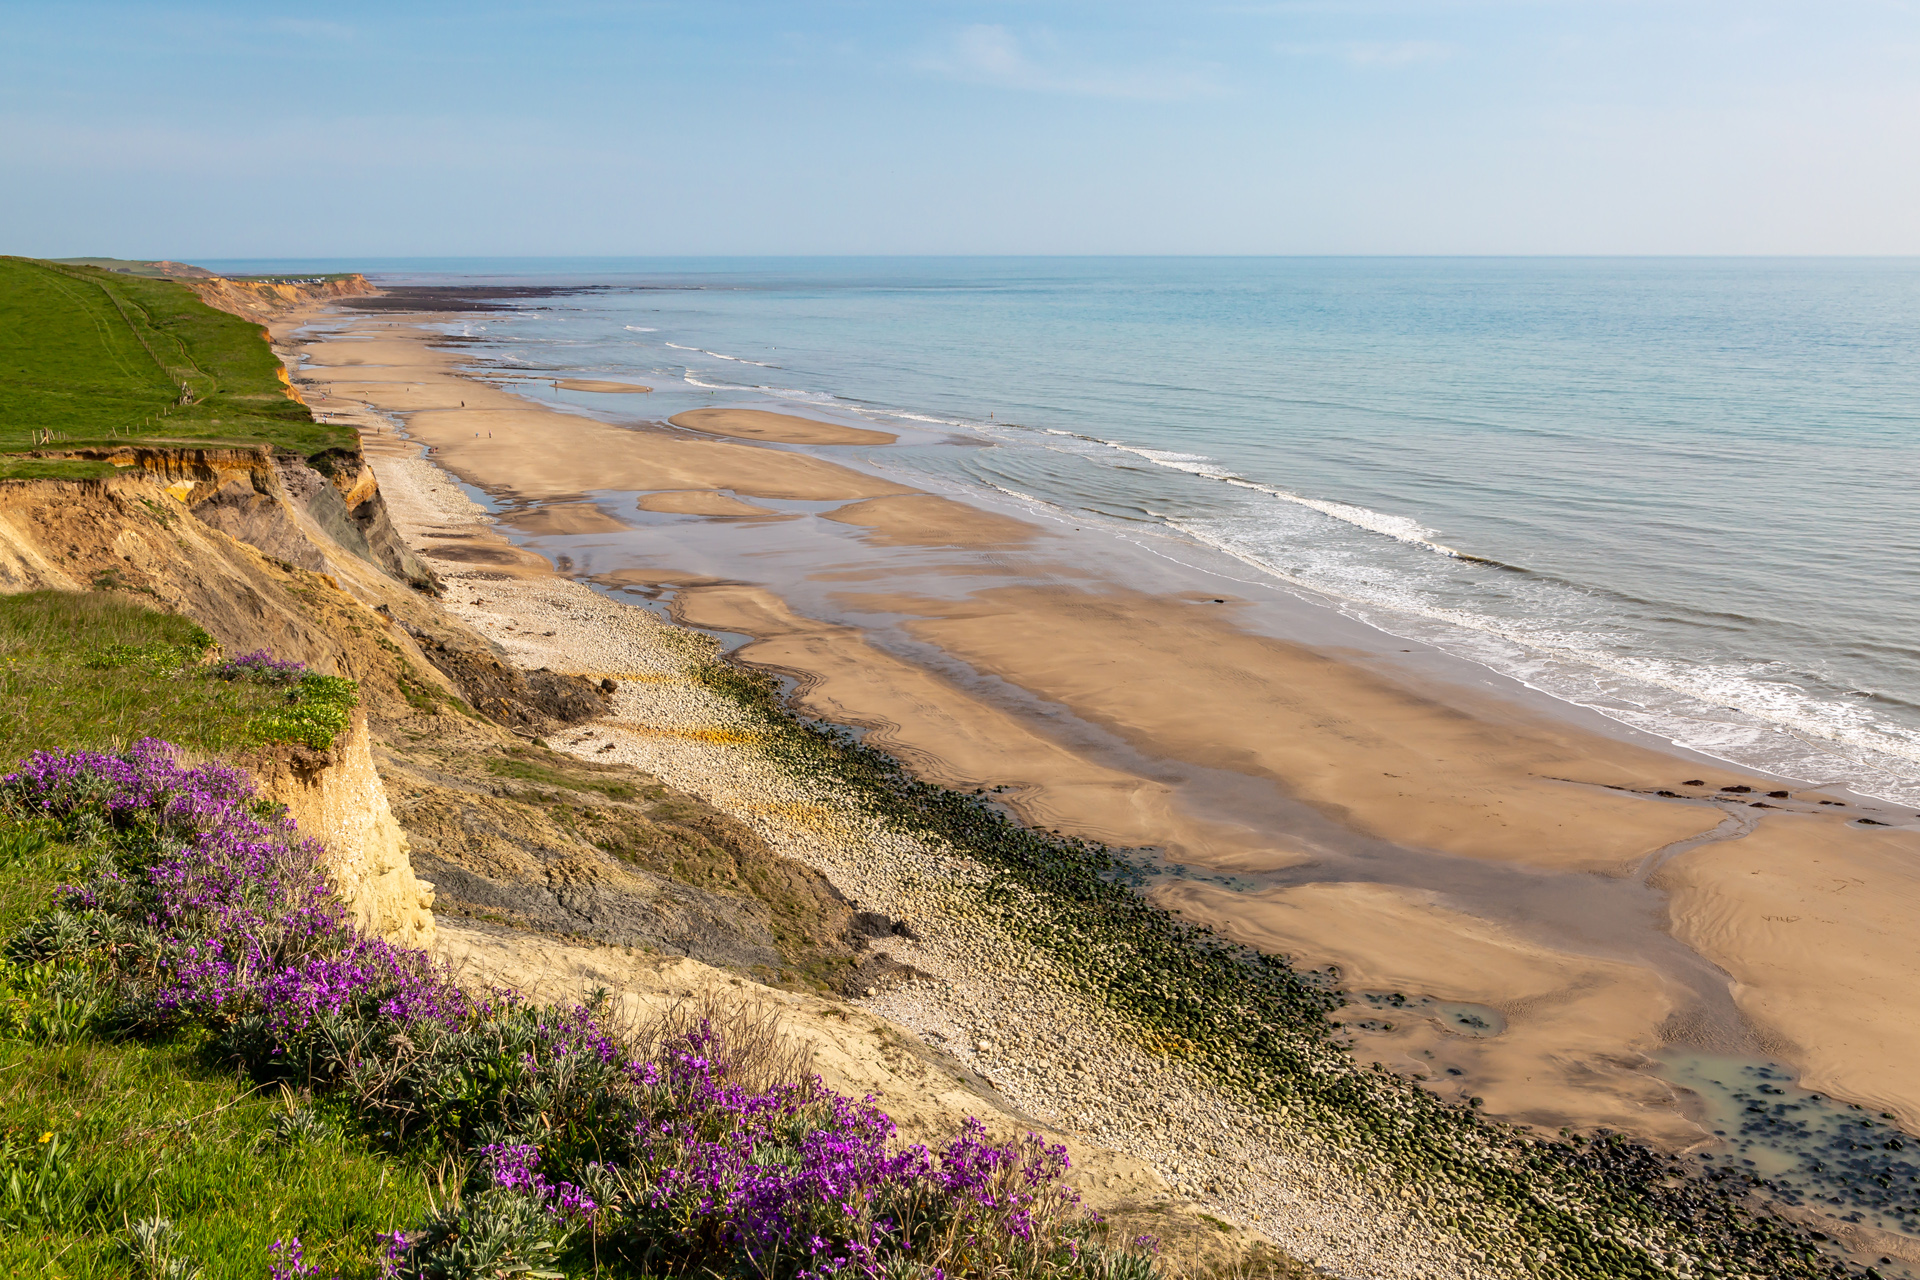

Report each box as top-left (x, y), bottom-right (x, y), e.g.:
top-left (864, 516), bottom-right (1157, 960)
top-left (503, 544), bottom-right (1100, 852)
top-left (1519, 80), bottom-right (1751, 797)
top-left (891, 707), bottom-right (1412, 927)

top-left (0, 466), bottom-right (444, 940)
top-left (12, 443), bottom-right (438, 593)
top-left (240, 709), bottom-right (435, 948)
top-left (184, 272), bottom-right (379, 322)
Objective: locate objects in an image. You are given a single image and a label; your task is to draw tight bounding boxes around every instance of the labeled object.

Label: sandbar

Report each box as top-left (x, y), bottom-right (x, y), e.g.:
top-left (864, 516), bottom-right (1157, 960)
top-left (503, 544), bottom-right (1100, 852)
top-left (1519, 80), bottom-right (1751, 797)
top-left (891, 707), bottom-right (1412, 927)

top-left (638, 490), bottom-right (788, 519)
top-left (821, 494), bottom-right (1045, 549)
top-left (671, 407), bottom-right (896, 446)
top-left (554, 379), bottom-right (652, 393)
top-left (672, 583), bottom-right (1285, 862)
top-left (851, 584), bottom-right (1728, 871)
top-left (499, 503), bottom-right (631, 536)
top-left (295, 325), bottom-right (915, 503)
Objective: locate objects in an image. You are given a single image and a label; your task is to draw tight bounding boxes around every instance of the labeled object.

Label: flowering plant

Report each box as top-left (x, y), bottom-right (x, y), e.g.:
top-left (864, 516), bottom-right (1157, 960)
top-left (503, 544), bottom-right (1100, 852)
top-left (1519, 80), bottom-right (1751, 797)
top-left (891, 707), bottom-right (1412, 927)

top-left (0, 740), bottom-right (1153, 1280)
top-left (212, 649), bottom-right (310, 686)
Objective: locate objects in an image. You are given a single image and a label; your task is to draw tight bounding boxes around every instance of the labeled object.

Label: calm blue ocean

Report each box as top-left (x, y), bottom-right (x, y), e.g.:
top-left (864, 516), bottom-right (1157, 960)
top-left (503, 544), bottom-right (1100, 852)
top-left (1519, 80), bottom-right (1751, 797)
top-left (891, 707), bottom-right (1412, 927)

top-left (223, 257), bottom-right (1920, 803)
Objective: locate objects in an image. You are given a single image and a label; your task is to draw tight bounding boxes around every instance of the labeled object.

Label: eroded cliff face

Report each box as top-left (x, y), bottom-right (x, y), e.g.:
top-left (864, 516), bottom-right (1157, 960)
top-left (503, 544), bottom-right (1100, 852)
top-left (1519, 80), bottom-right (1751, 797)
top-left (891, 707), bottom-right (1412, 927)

top-left (184, 274), bottom-right (378, 323)
top-left (22, 445), bottom-right (438, 594)
top-left (0, 467), bottom-right (456, 945)
top-left (0, 469), bottom-right (352, 669)
top-left (241, 709), bottom-right (435, 948)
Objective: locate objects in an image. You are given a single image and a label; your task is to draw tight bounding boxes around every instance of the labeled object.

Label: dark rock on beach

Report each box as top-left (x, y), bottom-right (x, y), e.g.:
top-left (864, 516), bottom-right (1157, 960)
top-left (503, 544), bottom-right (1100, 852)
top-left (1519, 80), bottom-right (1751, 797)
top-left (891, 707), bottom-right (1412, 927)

top-left (341, 284), bottom-right (628, 313)
top-left (402, 623), bottom-right (611, 732)
top-left (847, 909), bottom-right (919, 945)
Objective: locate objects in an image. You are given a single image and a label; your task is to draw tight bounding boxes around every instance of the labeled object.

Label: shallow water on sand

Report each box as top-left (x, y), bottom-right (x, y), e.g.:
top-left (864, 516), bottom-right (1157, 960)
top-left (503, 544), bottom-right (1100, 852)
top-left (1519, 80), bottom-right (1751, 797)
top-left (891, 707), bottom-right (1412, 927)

top-left (1663, 1052), bottom-right (1920, 1267)
top-left (226, 255), bottom-right (1920, 806)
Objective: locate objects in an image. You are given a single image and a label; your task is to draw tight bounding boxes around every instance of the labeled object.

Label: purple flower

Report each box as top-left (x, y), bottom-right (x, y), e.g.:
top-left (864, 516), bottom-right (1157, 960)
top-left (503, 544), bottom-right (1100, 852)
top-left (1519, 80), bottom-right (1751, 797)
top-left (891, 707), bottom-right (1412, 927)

top-left (214, 649), bottom-right (309, 685)
top-left (7, 742), bottom-right (1124, 1280)
top-left (267, 1236), bottom-right (333, 1280)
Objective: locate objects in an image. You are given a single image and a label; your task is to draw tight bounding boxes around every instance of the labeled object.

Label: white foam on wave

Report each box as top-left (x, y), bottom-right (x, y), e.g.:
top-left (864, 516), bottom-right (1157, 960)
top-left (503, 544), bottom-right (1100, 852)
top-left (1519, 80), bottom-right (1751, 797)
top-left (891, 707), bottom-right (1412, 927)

top-left (1168, 516), bottom-right (1920, 805)
top-left (1085, 437), bottom-right (1467, 558)
top-left (980, 481), bottom-right (1050, 507)
top-left (890, 411), bottom-right (980, 429)
top-left (624, 325), bottom-right (658, 333)
top-left (664, 341), bottom-right (778, 369)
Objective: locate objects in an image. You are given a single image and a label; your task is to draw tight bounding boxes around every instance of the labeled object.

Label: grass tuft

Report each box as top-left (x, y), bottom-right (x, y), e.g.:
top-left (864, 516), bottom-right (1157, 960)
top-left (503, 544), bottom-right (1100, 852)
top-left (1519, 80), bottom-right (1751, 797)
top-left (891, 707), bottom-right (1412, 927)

top-left (0, 591), bottom-right (355, 764)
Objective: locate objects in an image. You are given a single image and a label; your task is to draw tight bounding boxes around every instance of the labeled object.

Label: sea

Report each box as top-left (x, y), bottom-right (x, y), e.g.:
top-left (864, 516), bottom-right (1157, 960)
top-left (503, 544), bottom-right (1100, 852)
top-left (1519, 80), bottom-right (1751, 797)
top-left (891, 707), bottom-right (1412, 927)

top-left (214, 256), bottom-right (1920, 806)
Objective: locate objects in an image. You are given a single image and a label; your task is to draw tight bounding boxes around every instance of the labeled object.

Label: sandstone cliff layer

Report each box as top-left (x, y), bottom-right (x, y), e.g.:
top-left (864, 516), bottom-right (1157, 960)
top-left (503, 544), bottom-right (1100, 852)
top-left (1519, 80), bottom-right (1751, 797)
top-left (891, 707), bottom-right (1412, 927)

top-left (184, 273), bottom-right (378, 322)
top-left (0, 467), bottom-right (448, 941)
top-left (241, 709), bottom-right (435, 948)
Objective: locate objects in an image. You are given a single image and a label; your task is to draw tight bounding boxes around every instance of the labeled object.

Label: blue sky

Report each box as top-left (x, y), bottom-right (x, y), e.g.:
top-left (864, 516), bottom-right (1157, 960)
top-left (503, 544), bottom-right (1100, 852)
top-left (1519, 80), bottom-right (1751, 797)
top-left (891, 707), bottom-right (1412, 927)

top-left (3, 1), bottom-right (1917, 256)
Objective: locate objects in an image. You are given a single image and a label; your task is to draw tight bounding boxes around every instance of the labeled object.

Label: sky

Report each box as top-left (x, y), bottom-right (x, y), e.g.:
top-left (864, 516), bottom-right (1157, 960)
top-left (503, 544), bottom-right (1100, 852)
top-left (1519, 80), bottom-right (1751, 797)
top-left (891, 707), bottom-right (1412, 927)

top-left (2, 1), bottom-right (1918, 257)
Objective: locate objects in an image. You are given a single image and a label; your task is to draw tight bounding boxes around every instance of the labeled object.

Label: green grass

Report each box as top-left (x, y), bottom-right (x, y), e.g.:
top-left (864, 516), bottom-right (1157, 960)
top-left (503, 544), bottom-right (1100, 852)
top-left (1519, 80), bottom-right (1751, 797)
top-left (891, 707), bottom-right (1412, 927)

top-left (46, 259), bottom-right (213, 280)
top-left (0, 590), bottom-right (356, 764)
top-left (0, 457), bottom-right (119, 481)
top-left (0, 1028), bottom-right (436, 1280)
top-left (0, 256), bottom-right (355, 458)
top-left (0, 828), bottom-right (431, 1279)
top-left (485, 750), bottom-right (652, 802)
top-left (0, 583), bottom-right (415, 1276)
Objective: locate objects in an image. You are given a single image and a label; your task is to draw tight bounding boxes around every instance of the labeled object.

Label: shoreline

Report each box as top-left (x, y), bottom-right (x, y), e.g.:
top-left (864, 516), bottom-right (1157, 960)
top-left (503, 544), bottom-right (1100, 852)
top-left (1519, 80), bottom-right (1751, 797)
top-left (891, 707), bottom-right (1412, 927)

top-left (282, 299), bottom-right (1920, 1270)
top-left (340, 384), bottom-right (1488, 1277)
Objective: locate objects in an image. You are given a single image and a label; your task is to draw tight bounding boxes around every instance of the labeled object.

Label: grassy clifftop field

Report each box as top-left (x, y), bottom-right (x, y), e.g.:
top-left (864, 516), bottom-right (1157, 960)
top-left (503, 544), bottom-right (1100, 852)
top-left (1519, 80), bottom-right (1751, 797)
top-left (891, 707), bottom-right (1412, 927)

top-left (0, 256), bottom-right (355, 474)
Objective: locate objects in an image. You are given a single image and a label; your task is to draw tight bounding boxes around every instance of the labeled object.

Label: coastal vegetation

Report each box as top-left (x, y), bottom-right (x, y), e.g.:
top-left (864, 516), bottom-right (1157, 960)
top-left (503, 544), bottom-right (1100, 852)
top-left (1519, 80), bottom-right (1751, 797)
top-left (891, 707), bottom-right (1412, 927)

top-left (0, 257), bottom-right (356, 459)
top-left (0, 598), bottom-right (1168, 1278)
top-left (0, 590), bottom-right (356, 761)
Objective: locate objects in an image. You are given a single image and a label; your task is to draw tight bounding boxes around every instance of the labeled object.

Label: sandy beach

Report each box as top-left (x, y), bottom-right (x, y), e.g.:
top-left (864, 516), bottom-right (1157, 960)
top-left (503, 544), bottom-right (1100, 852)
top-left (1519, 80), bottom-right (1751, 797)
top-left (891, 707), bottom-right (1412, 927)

top-left (281, 302), bottom-right (1920, 1258)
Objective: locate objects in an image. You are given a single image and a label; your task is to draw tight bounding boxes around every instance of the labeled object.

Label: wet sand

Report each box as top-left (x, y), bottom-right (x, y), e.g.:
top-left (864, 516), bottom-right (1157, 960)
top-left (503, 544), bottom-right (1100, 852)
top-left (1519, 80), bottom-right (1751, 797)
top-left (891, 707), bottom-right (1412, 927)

top-left (498, 502), bottom-right (631, 535)
top-left (671, 407), bottom-right (897, 446)
top-left (1662, 815), bottom-right (1920, 1131)
top-left (637, 491), bottom-right (789, 519)
top-left (554, 378), bottom-right (652, 393)
top-left (1158, 878), bottom-right (1697, 1141)
top-left (671, 583), bottom-right (1279, 861)
top-left (286, 308), bottom-right (1920, 1155)
top-left (299, 331), bottom-right (911, 502)
top-left (820, 494), bottom-right (1047, 548)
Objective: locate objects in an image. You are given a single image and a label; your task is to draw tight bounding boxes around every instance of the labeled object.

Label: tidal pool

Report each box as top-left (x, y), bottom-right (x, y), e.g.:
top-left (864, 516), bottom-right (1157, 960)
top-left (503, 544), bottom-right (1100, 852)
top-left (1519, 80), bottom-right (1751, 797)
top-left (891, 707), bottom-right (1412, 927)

top-left (1661, 1052), bottom-right (1920, 1255)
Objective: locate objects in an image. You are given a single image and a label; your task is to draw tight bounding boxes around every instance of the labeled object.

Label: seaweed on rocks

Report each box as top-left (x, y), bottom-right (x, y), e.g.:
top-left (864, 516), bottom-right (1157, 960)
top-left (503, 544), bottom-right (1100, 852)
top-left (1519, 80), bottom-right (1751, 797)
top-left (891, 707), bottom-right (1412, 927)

top-left (693, 660), bottom-right (1858, 1280)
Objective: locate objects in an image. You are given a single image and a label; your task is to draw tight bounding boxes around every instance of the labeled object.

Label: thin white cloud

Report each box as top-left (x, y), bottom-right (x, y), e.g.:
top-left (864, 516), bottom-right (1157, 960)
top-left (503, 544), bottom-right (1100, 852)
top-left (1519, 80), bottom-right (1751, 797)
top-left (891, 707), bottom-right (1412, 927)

top-left (1277, 38), bottom-right (1456, 67)
top-left (919, 24), bottom-right (1222, 101)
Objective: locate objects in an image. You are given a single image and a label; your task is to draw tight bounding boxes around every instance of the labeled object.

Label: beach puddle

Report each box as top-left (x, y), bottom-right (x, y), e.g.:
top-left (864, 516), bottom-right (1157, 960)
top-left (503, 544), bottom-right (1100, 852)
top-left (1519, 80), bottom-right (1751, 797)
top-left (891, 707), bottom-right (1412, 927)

top-left (1661, 1052), bottom-right (1920, 1247)
top-left (1351, 991), bottom-right (1507, 1039)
